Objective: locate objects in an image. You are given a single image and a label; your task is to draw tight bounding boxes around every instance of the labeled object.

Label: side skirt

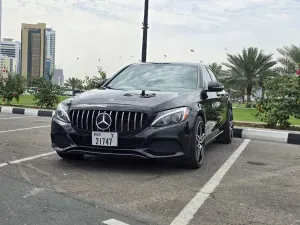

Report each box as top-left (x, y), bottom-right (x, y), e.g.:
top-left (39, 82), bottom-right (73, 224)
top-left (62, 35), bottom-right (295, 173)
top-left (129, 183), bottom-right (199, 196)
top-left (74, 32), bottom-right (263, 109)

top-left (205, 130), bottom-right (223, 146)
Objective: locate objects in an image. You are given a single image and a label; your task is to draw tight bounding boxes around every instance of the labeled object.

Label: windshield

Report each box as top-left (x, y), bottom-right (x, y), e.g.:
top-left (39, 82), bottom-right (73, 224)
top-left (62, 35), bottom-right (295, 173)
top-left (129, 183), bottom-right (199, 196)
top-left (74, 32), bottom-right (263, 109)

top-left (106, 64), bottom-right (198, 91)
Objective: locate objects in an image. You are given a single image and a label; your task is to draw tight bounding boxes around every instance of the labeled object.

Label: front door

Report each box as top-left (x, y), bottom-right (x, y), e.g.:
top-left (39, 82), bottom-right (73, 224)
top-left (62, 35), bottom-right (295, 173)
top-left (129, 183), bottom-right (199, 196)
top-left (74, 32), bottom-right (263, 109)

top-left (200, 66), bottom-right (222, 139)
top-left (206, 67), bottom-right (228, 128)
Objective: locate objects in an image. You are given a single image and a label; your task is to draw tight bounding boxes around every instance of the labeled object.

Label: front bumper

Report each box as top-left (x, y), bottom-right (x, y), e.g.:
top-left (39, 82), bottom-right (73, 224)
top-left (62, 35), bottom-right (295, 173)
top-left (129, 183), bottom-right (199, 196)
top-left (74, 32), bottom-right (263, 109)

top-left (51, 116), bottom-right (195, 159)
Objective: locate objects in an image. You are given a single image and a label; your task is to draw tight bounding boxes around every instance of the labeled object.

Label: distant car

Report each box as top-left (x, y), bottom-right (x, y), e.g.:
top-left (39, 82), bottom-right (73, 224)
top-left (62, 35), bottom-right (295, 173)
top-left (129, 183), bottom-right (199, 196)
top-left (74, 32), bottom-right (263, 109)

top-left (51, 62), bottom-right (233, 169)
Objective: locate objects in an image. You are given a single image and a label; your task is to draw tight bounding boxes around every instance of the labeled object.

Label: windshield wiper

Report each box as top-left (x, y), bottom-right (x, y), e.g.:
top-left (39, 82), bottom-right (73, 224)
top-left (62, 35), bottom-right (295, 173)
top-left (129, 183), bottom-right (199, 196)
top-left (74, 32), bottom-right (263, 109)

top-left (105, 86), bottom-right (121, 90)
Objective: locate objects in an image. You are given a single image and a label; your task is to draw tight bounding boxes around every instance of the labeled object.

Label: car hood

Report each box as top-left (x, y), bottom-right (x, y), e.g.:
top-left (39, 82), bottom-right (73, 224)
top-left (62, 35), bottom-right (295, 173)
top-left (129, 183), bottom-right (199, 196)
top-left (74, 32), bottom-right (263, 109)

top-left (69, 88), bottom-right (196, 112)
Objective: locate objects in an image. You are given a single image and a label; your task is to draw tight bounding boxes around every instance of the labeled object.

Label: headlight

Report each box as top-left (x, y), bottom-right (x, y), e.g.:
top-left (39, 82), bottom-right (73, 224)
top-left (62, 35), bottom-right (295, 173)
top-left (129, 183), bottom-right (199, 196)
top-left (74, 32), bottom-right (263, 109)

top-left (151, 107), bottom-right (190, 127)
top-left (55, 103), bottom-right (70, 123)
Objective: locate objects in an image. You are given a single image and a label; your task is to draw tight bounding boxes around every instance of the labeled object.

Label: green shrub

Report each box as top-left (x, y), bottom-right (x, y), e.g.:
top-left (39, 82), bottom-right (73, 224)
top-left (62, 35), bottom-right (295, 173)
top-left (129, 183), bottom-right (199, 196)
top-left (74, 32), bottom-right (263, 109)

top-left (32, 76), bottom-right (63, 108)
top-left (0, 74), bottom-right (26, 104)
top-left (255, 74), bottom-right (300, 128)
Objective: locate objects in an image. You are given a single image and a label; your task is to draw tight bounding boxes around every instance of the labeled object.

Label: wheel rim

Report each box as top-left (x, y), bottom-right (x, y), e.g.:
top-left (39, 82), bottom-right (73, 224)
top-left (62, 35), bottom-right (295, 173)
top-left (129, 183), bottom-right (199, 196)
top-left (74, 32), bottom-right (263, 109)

top-left (229, 110), bottom-right (234, 139)
top-left (196, 121), bottom-right (205, 163)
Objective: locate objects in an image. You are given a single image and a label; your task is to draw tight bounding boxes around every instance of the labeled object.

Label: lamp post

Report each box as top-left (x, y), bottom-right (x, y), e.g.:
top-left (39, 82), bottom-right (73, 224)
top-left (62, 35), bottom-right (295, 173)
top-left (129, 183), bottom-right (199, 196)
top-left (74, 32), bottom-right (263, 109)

top-left (141, 0), bottom-right (149, 62)
top-left (0, 0), bottom-right (2, 57)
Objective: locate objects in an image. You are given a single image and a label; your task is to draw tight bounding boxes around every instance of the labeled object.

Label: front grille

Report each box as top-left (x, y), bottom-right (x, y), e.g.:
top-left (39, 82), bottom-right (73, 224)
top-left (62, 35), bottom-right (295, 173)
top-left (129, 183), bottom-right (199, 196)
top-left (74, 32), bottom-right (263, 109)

top-left (69, 110), bottom-right (148, 133)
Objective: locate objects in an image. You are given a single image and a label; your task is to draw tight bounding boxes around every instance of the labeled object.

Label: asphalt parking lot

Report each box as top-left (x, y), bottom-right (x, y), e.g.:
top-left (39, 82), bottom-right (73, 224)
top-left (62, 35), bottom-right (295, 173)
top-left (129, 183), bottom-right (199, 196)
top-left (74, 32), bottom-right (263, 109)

top-left (0, 112), bottom-right (299, 225)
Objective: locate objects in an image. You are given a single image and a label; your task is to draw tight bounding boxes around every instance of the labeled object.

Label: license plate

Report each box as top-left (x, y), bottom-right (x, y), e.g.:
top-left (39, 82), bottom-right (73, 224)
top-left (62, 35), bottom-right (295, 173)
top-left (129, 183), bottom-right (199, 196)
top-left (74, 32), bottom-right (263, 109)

top-left (92, 132), bottom-right (118, 146)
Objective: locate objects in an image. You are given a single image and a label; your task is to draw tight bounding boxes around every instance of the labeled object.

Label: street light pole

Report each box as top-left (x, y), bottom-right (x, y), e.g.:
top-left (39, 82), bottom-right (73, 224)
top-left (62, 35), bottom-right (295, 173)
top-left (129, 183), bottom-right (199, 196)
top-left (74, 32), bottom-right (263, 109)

top-left (0, 0), bottom-right (2, 57)
top-left (141, 0), bottom-right (149, 63)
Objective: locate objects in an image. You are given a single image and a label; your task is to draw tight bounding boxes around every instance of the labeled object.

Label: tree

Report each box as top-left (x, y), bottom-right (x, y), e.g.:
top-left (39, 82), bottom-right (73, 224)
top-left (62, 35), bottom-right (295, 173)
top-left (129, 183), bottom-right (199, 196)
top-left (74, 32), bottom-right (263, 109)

top-left (64, 77), bottom-right (83, 93)
top-left (256, 69), bottom-right (279, 101)
top-left (255, 73), bottom-right (300, 129)
top-left (84, 76), bottom-right (107, 90)
top-left (277, 45), bottom-right (300, 74)
top-left (223, 47), bottom-right (277, 107)
top-left (0, 74), bottom-right (26, 104)
top-left (32, 74), bottom-right (63, 108)
top-left (209, 62), bottom-right (223, 78)
top-left (97, 66), bottom-right (107, 80)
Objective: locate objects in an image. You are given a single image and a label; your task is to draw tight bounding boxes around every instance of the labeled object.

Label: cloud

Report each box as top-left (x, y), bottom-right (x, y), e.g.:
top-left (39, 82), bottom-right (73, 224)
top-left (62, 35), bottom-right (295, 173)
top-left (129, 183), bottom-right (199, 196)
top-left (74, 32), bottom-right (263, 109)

top-left (2, 0), bottom-right (300, 80)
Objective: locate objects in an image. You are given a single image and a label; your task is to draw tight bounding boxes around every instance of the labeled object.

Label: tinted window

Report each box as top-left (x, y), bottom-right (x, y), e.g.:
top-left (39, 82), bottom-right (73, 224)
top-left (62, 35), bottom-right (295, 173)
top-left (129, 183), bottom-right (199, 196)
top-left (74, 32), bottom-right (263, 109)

top-left (201, 67), bottom-right (212, 87)
top-left (207, 68), bottom-right (218, 82)
top-left (107, 64), bottom-right (198, 92)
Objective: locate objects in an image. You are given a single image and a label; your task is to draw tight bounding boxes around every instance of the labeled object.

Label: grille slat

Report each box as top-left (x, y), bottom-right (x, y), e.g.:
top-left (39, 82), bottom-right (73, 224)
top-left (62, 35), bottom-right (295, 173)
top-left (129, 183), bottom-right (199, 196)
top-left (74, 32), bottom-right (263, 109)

top-left (109, 111), bottom-right (112, 132)
top-left (76, 110), bottom-right (80, 129)
top-left (91, 111), bottom-right (95, 131)
top-left (121, 112), bottom-right (124, 132)
top-left (115, 111), bottom-right (118, 132)
top-left (140, 113), bottom-right (143, 128)
top-left (86, 111), bottom-right (90, 130)
top-left (127, 112), bottom-right (131, 132)
top-left (134, 113), bottom-right (137, 130)
top-left (70, 110), bottom-right (147, 133)
top-left (81, 110), bottom-right (85, 129)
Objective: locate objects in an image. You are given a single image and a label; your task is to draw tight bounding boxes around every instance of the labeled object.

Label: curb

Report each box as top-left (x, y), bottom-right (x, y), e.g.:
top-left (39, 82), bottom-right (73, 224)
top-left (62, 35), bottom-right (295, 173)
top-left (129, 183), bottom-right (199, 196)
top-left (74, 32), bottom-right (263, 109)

top-left (1, 105), bottom-right (299, 145)
top-left (0, 106), bottom-right (55, 117)
top-left (233, 127), bottom-right (300, 145)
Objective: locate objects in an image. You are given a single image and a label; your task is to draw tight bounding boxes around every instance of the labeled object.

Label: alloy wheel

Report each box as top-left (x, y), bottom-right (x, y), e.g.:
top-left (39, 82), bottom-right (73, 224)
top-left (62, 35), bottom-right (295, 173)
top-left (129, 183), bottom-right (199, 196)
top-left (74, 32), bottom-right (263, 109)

top-left (196, 121), bottom-right (205, 163)
top-left (229, 110), bottom-right (234, 139)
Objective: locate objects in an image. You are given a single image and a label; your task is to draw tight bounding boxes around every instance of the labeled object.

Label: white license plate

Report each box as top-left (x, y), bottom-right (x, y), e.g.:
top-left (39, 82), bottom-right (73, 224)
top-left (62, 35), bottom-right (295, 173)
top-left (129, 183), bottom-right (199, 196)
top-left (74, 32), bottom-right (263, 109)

top-left (92, 132), bottom-right (118, 146)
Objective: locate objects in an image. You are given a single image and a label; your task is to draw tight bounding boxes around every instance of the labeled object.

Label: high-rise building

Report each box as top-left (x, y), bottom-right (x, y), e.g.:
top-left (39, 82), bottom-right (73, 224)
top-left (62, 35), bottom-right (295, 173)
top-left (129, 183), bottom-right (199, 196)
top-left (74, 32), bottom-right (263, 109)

top-left (45, 58), bottom-right (51, 80)
top-left (21, 23), bottom-right (47, 83)
top-left (54, 68), bottom-right (64, 86)
top-left (0, 55), bottom-right (18, 77)
top-left (0, 38), bottom-right (21, 73)
top-left (46, 28), bottom-right (56, 80)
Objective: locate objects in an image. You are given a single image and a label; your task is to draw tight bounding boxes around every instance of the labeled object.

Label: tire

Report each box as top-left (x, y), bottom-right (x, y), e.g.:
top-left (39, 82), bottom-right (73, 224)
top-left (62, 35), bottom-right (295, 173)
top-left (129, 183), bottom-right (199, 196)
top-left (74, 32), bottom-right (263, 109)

top-left (217, 108), bottom-right (233, 144)
top-left (184, 116), bottom-right (205, 169)
top-left (56, 151), bottom-right (84, 160)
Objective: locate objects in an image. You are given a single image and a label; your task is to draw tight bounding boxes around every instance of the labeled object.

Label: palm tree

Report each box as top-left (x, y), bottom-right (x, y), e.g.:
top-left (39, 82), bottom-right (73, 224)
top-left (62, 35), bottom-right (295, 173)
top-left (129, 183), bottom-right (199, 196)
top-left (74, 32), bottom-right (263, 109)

top-left (256, 69), bottom-right (279, 100)
top-left (64, 77), bottom-right (83, 94)
top-left (222, 47), bottom-right (277, 107)
top-left (209, 62), bottom-right (223, 78)
top-left (277, 45), bottom-right (300, 74)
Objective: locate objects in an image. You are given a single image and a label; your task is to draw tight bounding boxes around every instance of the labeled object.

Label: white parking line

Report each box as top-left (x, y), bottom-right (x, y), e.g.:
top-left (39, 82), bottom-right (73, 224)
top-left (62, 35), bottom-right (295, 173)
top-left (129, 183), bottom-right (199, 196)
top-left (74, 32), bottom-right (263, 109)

top-left (0, 116), bottom-right (35, 120)
top-left (8, 152), bottom-right (56, 165)
top-left (0, 163), bottom-right (8, 168)
top-left (0, 125), bottom-right (50, 134)
top-left (170, 139), bottom-right (251, 225)
top-left (0, 152), bottom-right (56, 169)
top-left (103, 219), bottom-right (130, 225)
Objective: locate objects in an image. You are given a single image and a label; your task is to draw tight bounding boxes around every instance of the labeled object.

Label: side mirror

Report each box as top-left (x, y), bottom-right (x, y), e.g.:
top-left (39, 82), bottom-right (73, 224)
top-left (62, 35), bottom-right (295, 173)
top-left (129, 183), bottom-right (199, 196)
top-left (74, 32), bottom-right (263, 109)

top-left (207, 81), bottom-right (224, 92)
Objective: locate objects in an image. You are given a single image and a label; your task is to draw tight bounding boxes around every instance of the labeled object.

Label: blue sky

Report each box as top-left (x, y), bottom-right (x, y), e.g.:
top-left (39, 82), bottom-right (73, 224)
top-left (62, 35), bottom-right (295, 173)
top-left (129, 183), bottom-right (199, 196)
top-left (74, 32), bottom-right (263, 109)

top-left (2, 0), bottom-right (300, 80)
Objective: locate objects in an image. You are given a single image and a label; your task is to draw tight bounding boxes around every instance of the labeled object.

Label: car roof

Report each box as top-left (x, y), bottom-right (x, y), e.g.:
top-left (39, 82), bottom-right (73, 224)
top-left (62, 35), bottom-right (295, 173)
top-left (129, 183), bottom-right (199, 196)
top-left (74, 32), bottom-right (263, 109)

top-left (131, 62), bottom-right (204, 67)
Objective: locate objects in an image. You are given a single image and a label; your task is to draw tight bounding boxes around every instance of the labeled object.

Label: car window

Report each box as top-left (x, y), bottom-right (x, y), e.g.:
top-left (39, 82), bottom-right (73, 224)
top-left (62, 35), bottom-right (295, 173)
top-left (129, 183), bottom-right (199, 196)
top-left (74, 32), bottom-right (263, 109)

top-left (107, 64), bottom-right (198, 92)
top-left (206, 68), bottom-right (218, 82)
top-left (201, 66), bottom-right (212, 88)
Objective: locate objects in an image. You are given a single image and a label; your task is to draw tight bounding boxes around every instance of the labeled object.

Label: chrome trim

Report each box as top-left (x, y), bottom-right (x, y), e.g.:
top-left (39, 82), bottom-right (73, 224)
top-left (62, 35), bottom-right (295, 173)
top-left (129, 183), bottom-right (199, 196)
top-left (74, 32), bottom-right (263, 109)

top-left (76, 110), bottom-right (80, 128)
top-left (115, 111), bottom-right (118, 132)
top-left (121, 112), bottom-right (124, 132)
top-left (71, 110), bottom-right (75, 122)
top-left (127, 112), bottom-right (131, 131)
top-left (134, 113), bottom-right (137, 130)
top-left (86, 110), bottom-right (90, 130)
top-left (70, 110), bottom-right (147, 133)
top-left (81, 110), bottom-right (85, 129)
top-left (91, 110), bottom-right (95, 131)
top-left (140, 113), bottom-right (143, 128)
top-left (109, 111), bottom-right (112, 132)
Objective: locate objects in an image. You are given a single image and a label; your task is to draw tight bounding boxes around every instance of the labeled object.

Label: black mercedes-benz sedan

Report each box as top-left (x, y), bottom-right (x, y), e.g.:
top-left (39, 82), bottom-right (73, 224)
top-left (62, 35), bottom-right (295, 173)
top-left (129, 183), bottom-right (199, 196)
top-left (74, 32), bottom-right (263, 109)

top-left (51, 62), bottom-right (233, 169)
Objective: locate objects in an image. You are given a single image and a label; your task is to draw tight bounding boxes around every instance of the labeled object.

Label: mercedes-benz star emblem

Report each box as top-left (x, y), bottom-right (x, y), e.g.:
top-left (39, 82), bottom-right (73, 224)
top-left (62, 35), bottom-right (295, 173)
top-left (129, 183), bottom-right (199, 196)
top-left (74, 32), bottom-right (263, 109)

top-left (96, 113), bottom-right (112, 131)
